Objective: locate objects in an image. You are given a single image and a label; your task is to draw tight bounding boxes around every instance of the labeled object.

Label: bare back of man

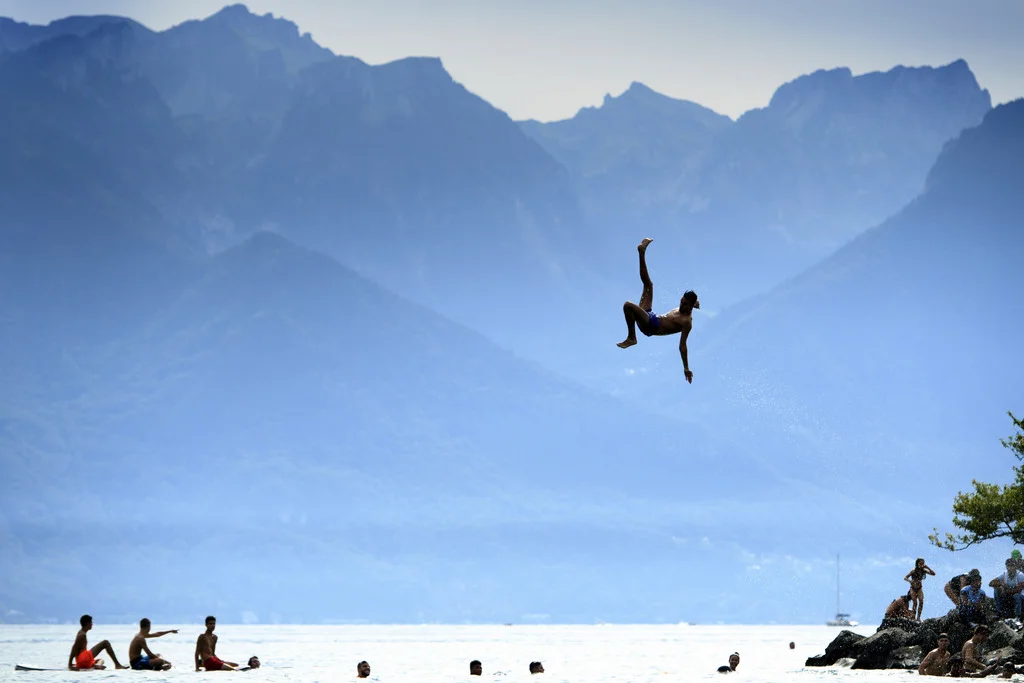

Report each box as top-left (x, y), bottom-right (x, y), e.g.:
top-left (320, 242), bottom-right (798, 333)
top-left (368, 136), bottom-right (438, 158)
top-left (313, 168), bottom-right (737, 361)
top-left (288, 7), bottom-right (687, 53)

top-left (617, 238), bottom-right (699, 383)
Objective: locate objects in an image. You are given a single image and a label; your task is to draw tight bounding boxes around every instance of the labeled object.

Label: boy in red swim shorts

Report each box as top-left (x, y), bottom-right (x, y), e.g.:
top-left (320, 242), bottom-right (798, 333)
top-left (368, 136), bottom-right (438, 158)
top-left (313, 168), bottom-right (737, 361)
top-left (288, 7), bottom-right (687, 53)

top-left (195, 616), bottom-right (239, 671)
top-left (68, 615), bottom-right (127, 670)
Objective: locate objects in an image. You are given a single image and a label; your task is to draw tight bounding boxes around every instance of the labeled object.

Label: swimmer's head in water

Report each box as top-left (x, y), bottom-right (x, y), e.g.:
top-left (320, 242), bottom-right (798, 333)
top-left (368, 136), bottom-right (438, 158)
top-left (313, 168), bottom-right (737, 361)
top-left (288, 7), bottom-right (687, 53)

top-left (681, 290), bottom-right (699, 312)
top-left (357, 661), bottom-right (371, 678)
top-left (247, 657), bottom-right (260, 669)
top-left (470, 660), bottom-right (482, 676)
top-left (728, 653), bottom-right (740, 669)
top-left (529, 661), bottom-right (544, 674)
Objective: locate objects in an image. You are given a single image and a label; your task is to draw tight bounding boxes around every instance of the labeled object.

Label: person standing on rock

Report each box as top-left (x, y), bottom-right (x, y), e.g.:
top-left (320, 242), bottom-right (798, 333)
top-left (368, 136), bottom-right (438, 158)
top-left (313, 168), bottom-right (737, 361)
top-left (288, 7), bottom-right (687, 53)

top-left (904, 558), bottom-right (936, 621)
top-left (917, 633), bottom-right (951, 676)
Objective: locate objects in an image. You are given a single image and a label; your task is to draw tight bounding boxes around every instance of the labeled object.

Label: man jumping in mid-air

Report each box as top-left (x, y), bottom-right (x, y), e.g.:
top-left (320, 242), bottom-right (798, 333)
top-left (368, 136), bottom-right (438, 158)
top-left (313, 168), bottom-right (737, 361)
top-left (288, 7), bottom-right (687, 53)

top-left (617, 237), bottom-right (700, 383)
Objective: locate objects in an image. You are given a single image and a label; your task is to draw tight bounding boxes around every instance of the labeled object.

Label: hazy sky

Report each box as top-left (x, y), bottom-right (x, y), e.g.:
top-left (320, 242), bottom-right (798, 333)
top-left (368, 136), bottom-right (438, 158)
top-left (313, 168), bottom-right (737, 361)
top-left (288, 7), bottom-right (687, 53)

top-left (1, 0), bottom-right (1022, 121)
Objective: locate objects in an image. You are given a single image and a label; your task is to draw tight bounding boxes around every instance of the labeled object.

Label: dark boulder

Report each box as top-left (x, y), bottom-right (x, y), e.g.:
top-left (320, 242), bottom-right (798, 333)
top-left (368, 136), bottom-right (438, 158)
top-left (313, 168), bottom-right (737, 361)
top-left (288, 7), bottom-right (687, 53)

top-left (885, 645), bottom-right (924, 669)
top-left (988, 621), bottom-right (1019, 650)
top-left (805, 629), bottom-right (867, 666)
top-left (852, 628), bottom-right (912, 669)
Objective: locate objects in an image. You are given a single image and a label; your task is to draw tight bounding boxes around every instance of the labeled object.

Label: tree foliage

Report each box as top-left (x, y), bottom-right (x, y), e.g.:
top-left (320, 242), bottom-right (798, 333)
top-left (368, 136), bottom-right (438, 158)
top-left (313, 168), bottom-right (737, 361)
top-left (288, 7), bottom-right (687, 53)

top-left (931, 412), bottom-right (1024, 551)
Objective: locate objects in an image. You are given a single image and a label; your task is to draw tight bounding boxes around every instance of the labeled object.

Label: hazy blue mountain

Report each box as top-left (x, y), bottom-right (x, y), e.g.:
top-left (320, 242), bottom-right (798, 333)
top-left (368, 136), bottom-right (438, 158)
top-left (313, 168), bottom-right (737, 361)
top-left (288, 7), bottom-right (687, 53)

top-left (0, 6), bottom-right (599, 366)
top-left (2, 4), bottom-right (1019, 627)
top-left (1, 231), bottom-right (889, 625)
top-left (614, 98), bottom-right (1024, 534)
top-left (519, 82), bottom-right (731, 258)
top-left (0, 14), bottom-right (149, 53)
top-left (522, 61), bottom-right (993, 311)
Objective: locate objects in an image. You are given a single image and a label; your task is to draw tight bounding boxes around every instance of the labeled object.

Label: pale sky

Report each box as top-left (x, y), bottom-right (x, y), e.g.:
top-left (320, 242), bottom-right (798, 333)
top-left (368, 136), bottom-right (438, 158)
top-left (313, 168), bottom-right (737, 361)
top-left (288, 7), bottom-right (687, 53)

top-left (1, 0), bottom-right (1021, 121)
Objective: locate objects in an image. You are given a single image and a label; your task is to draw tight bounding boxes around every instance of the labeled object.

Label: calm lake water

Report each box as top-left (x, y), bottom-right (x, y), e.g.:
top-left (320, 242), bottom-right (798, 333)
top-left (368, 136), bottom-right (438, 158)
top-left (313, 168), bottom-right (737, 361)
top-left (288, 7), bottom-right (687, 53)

top-left (0, 624), bottom-right (923, 682)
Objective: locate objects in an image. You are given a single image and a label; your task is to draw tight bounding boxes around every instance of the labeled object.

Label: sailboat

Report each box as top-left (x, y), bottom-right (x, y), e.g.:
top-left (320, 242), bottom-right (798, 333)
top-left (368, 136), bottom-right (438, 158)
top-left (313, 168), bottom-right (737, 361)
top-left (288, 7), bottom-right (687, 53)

top-left (826, 553), bottom-right (859, 627)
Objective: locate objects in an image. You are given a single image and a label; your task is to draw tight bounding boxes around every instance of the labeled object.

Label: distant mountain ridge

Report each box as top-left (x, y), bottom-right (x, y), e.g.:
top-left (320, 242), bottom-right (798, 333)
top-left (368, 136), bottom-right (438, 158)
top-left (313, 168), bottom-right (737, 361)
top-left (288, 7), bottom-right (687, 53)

top-left (521, 59), bottom-right (992, 311)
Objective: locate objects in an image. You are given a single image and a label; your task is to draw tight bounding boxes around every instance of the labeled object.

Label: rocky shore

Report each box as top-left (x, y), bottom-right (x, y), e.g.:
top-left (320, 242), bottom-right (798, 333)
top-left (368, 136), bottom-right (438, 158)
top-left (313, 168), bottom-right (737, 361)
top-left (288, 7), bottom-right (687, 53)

top-left (807, 612), bottom-right (1024, 670)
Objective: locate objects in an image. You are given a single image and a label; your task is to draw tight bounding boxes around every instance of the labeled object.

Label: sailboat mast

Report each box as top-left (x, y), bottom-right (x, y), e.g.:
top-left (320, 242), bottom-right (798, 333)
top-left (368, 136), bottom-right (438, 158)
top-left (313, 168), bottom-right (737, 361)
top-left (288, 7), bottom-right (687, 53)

top-left (836, 553), bottom-right (841, 613)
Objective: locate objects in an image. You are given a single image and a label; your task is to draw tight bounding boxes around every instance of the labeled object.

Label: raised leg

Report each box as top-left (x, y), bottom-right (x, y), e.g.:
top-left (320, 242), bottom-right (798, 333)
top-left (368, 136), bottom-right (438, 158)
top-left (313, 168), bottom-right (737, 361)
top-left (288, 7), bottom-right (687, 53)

top-left (637, 238), bottom-right (654, 312)
top-left (91, 640), bottom-right (127, 669)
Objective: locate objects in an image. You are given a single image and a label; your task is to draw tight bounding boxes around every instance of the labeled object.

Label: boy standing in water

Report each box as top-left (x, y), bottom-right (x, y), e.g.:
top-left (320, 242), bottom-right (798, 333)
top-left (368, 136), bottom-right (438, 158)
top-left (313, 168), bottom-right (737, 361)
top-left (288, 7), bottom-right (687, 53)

top-left (68, 614), bottom-right (127, 670)
top-left (904, 558), bottom-right (936, 621)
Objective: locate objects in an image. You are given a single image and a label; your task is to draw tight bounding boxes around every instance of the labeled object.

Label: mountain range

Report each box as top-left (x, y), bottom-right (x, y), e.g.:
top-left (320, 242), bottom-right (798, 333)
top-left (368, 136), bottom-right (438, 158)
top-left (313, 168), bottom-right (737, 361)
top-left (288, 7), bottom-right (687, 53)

top-left (1, 4), bottom-right (1021, 625)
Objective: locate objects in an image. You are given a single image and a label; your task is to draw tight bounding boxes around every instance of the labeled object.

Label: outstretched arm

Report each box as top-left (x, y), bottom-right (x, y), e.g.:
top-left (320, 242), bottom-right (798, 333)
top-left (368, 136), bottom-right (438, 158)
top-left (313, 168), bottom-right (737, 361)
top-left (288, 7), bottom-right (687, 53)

top-left (678, 321), bottom-right (693, 383)
top-left (146, 629), bottom-right (178, 639)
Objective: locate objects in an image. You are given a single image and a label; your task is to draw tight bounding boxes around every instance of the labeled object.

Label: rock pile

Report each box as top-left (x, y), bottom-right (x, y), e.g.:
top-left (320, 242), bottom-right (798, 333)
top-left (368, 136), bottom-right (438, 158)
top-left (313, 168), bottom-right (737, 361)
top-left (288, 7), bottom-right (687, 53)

top-left (806, 612), bottom-right (1024, 670)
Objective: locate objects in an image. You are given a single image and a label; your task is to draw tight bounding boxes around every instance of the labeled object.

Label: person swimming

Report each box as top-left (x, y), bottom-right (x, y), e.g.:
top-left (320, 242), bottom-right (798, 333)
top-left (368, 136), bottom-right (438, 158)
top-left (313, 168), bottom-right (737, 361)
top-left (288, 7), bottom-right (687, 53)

top-left (717, 652), bottom-right (740, 673)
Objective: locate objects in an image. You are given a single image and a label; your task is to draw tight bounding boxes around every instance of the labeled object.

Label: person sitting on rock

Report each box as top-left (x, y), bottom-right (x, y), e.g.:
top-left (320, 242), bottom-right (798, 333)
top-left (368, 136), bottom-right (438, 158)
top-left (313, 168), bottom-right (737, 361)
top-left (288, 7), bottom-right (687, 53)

top-left (918, 632), bottom-right (951, 676)
top-left (989, 558), bottom-right (1024, 618)
top-left (959, 572), bottom-right (988, 625)
top-left (946, 574), bottom-right (971, 607)
top-left (880, 593), bottom-right (918, 630)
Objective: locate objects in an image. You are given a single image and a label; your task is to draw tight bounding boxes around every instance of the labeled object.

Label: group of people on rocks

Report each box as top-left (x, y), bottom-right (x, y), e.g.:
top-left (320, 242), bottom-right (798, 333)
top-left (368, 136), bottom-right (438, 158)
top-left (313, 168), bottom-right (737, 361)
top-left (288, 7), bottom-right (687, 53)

top-left (883, 553), bottom-right (1024, 633)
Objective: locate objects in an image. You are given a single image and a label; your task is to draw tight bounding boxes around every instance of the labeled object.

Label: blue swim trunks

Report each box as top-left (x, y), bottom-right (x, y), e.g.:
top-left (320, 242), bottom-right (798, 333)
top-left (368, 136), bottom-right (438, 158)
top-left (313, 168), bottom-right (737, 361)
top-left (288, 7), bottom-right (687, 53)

top-left (131, 656), bottom-right (152, 670)
top-left (643, 309), bottom-right (660, 336)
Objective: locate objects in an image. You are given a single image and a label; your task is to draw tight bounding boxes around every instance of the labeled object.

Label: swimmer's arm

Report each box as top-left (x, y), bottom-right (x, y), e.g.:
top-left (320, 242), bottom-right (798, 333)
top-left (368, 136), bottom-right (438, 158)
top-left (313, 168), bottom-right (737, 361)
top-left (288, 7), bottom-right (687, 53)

top-left (195, 639), bottom-right (202, 671)
top-left (678, 322), bottom-right (692, 374)
top-left (143, 641), bottom-right (156, 657)
top-left (924, 565), bottom-right (936, 575)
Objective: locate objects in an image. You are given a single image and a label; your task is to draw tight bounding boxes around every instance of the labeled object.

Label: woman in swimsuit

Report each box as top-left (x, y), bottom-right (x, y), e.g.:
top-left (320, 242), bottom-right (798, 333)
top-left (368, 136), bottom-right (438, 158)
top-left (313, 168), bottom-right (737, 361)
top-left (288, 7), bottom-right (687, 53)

top-left (904, 558), bottom-right (936, 620)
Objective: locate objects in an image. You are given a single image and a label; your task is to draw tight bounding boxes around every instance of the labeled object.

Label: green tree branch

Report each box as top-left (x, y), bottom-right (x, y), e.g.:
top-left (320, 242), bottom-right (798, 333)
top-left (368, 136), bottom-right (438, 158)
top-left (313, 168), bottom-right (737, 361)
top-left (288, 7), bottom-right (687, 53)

top-left (930, 412), bottom-right (1024, 551)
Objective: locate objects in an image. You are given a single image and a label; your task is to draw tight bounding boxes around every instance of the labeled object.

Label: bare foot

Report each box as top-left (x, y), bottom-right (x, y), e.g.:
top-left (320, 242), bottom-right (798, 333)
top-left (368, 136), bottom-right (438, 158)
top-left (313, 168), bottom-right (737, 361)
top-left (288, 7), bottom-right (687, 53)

top-left (638, 237), bottom-right (653, 252)
top-left (115, 664), bottom-right (128, 670)
top-left (617, 338), bottom-right (637, 349)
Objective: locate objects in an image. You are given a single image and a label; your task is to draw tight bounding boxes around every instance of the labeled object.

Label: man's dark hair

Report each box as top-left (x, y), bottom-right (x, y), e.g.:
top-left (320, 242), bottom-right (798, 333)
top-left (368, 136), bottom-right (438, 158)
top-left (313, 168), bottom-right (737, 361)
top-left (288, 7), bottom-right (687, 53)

top-left (938, 632), bottom-right (950, 640)
top-left (683, 290), bottom-right (698, 304)
top-left (470, 660), bottom-right (481, 668)
top-left (975, 624), bottom-right (991, 635)
top-left (140, 618), bottom-right (151, 629)
top-left (80, 614), bottom-right (92, 628)
top-left (205, 616), bottom-right (216, 624)
top-left (529, 661), bottom-right (542, 673)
